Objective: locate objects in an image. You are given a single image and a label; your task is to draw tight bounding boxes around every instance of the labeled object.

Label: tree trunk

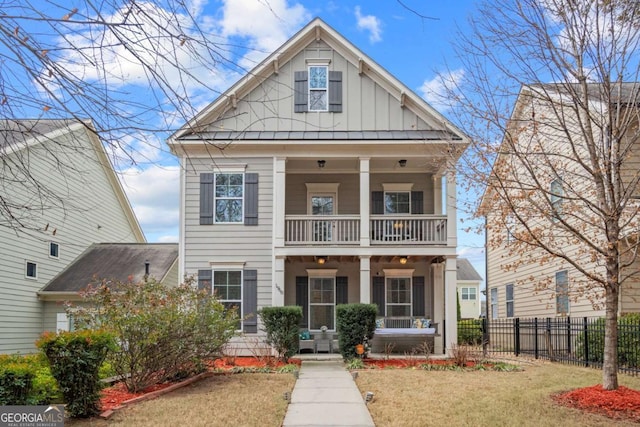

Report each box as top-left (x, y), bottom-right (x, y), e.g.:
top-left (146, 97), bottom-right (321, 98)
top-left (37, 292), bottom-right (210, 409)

top-left (602, 261), bottom-right (620, 390)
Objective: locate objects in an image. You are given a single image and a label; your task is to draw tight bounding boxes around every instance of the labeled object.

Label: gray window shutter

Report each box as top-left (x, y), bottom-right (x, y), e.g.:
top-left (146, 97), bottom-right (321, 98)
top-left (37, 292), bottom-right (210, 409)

top-left (328, 71), bottom-right (342, 112)
top-left (336, 276), bottom-right (348, 305)
top-left (243, 270), bottom-right (258, 333)
top-left (372, 276), bottom-right (385, 316)
top-left (372, 191), bottom-right (384, 215)
top-left (411, 191), bottom-right (424, 214)
top-left (244, 173), bottom-right (259, 226)
top-left (412, 276), bottom-right (425, 317)
top-left (200, 173), bottom-right (214, 225)
top-left (294, 71), bottom-right (308, 113)
top-left (197, 269), bottom-right (212, 293)
top-left (296, 276), bottom-right (308, 328)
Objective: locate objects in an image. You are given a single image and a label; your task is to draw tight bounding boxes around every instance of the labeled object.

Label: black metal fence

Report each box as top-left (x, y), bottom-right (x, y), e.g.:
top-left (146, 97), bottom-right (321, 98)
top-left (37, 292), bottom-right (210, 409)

top-left (457, 316), bottom-right (640, 375)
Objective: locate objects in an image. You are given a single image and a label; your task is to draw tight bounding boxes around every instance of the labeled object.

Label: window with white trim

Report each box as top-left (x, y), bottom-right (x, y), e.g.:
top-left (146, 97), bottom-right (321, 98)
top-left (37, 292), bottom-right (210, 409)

top-left (214, 270), bottom-right (242, 328)
top-left (506, 283), bottom-right (514, 318)
top-left (550, 178), bottom-right (564, 220)
top-left (506, 215), bottom-right (516, 244)
top-left (215, 173), bottom-right (243, 223)
top-left (386, 277), bottom-right (412, 317)
top-left (49, 242), bottom-right (59, 258)
top-left (556, 270), bottom-right (569, 316)
top-left (26, 261), bottom-right (37, 279)
top-left (461, 287), bottom-right (477, 300)
top-left (308, 66), bottom-right (328, 111)
top-left (490, 287), bottom-right (498, 319)
top-left (385, 192), bottom-right (410, 214)
top-left (309, 277), bottom-right (335, 330)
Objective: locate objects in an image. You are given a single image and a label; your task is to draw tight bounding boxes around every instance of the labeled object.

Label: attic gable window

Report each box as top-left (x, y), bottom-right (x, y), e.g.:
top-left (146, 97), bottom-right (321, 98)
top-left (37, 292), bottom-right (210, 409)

top-left (309, 66), bottom-right (328, 111)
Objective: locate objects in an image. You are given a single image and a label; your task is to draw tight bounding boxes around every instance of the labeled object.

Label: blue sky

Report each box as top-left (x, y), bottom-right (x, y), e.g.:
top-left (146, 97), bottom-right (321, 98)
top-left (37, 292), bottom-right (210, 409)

top-left (106, 0), bottom-right (486, 286)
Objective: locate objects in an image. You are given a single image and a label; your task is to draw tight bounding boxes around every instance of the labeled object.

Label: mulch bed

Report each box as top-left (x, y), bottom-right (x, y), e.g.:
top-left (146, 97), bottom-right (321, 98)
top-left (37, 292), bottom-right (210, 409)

top-left (362, 358), bottom-right (478, 369)
top-left (553, 384), bottom-right (640, 422)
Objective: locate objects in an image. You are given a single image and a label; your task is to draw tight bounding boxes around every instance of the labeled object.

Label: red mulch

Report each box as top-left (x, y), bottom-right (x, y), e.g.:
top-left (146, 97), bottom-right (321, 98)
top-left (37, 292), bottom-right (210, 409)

top-left (100, 357), bottom-right (301, 411)
top-left (553, 385), bottom-right (640, 422)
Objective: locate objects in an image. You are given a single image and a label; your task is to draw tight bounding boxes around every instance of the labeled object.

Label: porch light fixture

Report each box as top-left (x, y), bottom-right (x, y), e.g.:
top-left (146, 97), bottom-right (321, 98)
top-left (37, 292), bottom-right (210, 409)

top-left (398, 159), bottom-right (407, 167)
top-left (316, 256), bottom-right (327, 265)
top-left (399, 256), bottom-right (408, 265)
top-left (317, 160), bottom-right (326, 168)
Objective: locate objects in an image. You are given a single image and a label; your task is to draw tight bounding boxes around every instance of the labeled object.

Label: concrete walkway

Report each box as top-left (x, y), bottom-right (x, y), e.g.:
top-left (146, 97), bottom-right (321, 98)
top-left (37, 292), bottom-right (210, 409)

top-left (283, 360), bottom-right (375, 427)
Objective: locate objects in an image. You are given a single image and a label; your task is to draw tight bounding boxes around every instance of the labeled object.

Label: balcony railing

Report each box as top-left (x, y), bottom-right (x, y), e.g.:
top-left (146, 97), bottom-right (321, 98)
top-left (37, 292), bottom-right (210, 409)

top-left (370, 215), bottom-right (447, 245)
top-left (284, 215), bottom-right (447, 245)
top-left (285, 215), bottom-right (360, 245)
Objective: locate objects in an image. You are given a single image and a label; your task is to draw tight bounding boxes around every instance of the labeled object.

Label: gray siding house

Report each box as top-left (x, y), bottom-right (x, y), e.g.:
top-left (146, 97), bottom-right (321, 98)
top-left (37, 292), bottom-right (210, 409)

top-left (0, 119), bottom-right (145, 353)
top-left (169, 18), bottom-right (469, 353)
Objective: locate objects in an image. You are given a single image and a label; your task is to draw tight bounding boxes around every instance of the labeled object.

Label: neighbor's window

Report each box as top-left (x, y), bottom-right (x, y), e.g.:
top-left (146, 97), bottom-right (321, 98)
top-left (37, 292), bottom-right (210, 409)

top-left (215, 173), bottom-right (243, 223)
top-left (506, 283), bottom-right (514, 318)
top-left (309, 277), bottom-right (335, 330)
top-left (506, 215), bottom-right (516, 244)
top-left (49, 242), bottom-right (59, 258)
top-left (461, 287), bottom-right (477, 300)
top-left (490, 288), bottom-right (498, 319)
top-left (26, 261), bottom-right (37, 279)
top-left (213, 270), bottom-right (242, 328)
top-left (550, 178), bottom-right (564, 220)
top-left (556, 270), bottom-right (569, 316)
top-left (386, 277), bottom-right (412, 317)
top-left (308, 66), bottom-right (328, 111)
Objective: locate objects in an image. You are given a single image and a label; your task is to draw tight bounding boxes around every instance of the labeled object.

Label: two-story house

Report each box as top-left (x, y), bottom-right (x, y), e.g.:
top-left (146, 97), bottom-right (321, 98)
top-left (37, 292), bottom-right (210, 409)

top-left (169, 18), bottom-right (469, 353)
top-left (0, 119), bottom-right (146, 353)
top-left (483, 83), bottom-right (640, 319)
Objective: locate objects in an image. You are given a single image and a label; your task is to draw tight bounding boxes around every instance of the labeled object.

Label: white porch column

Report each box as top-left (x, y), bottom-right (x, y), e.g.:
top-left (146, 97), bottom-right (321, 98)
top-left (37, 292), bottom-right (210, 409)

top-left (274, 157), bottom-right (286, 247)
top-left (359, 157), bottom-right (370, 247)
top-left (433, 175), bottom-right (443, 215)
top-left (359, 256), bottom-right (371, 303)
top-left (272, 256), bottom-right (285, 306)
top-left (444, 256), bottom-right (458, 352)
top-left (445, 168), bottom-right (457, 247)
top-left (432, 262), bottom-right (444, 354)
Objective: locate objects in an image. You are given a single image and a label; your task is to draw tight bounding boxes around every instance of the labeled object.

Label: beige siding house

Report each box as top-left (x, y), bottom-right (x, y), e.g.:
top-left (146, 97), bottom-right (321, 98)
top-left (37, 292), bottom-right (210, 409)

top-left (170, 18), bottom-right (469, 353)
top-left (456, 259), bottom-right (482, 319)
top-left (0, 119), bottom-right (145, 353)
top-left (484, 84), bottom-right (640, 319)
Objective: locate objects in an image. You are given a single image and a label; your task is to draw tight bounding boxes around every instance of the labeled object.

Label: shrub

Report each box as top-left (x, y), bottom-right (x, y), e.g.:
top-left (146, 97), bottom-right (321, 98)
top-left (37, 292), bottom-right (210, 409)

top-left (37, 330), bottom-right (114, 418)
top-left (0, 354), bottom-right (60, 405)
top-left (70, 278), bottom-right (239, 392)
top-left (576, 313), bottom-right (640, 368)
top-left (336, 304), bottom-right (377, 360)
top-left (0, 358), bottom-right (33, 405)
top-left (259, 306), bottom-right (303, 362)
top-left (457, 319), bottom-right (483, 345)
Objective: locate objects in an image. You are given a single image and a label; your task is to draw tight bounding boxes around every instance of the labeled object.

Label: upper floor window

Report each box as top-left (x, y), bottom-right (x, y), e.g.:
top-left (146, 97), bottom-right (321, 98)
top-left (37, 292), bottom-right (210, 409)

top-left (49, 242), bottom-right (59, 258)
top-left (309, 66), bottom-right (328, 111)
top-left (215, 173), bottom-right (243, 223)
top-left (506, 283), bottom-right (514, 318)
top-left (461, 287), bottom-right (477, 300)
top-left (506, 215), bottom-right (516, 244)
top-left (556, 270), bottom-right (569, 316)
top-left (26, 261), bottom-right (37, 279)
top-left (385, 192), bottom-right (411, 214)
top-left (550, 178), bottom-right (564, 220)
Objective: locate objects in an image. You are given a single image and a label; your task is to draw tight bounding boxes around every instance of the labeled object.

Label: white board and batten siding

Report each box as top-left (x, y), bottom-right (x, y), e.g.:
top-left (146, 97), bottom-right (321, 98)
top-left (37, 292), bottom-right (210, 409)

top-left (0, 127), bottom-right (143, 354)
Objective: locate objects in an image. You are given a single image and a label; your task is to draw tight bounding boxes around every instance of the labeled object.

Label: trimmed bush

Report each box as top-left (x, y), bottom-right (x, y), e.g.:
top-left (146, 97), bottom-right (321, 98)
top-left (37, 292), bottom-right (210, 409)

top-left (71, 278), bottom-right (239, 392)
top-left (37, 330), bottom-right (114, 418)
top-left (576, 313), bottom-right (640, 368)
top-left (458, 319), bottom-right (483, 345)
top-left (336, 304), bottom-right (377, 360)
top-left (0, 358), bottom-right (33, 405)
top-left (0, 354), bottom-right (60, 405)
top-left (259, 306), bottom-right (303, 362)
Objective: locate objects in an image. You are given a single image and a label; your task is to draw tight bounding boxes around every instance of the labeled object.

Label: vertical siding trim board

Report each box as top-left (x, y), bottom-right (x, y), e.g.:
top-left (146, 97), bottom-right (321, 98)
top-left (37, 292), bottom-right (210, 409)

top-left (243, 269), bottom-right (258, 333)
top-left (199, 173), bottom-right (214, 225)
top-left (244, 173), bottom-right (259, 226)
top-left (412, 276), bottom-right (425, 316)
top-left (294, 71), bottom-right (308, 113)
top-left (336, 276), bottom-right (348, 305)
top-left (328, 71), bottom-right (343, 113)
top-left (296, 276), bottom-right (309, 328)
top-left (372, 276), bottom-right (385, 316)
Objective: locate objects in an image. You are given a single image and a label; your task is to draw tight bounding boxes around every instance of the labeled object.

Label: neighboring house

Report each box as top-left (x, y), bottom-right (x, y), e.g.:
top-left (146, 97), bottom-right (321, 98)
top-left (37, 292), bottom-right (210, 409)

top-left (38, 243), bottom-right (179, 331)
top-left (483, 84), bottom-right (640, 319)
top-left (0, 119), bottom-right (145, 353)
top-left (456, 258), bottom-right (482, 319)
top-left (169, 18), bottom-right (469, 353)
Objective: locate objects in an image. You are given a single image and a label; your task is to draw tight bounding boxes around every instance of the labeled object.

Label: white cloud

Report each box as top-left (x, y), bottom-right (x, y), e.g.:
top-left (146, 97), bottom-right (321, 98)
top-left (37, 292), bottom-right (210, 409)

top-left (419, 69), bottom-right (465, 112)
top-left (355, 6), bottom-right (382, 44)
top-left (119, 165), bottom-right (180, 240)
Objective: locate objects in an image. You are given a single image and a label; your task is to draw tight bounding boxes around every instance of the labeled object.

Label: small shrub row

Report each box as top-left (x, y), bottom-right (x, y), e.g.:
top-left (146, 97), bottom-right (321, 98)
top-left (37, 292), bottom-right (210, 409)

top-left (259, 306), bottom-right (302, 362)
top-left (457, 319), bottom-right (484, 345)
top-left (336, 304), bottom-right (377, 360)
top-left (0, 354), bottom-right (60, 405)
top-left (576, 313), bottom-right (640, 368)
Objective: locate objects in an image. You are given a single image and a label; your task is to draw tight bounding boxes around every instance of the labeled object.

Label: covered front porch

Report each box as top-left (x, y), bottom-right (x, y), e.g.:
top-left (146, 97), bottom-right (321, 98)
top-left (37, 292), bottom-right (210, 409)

top-left (275, 254), bottom-right (458, 354)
